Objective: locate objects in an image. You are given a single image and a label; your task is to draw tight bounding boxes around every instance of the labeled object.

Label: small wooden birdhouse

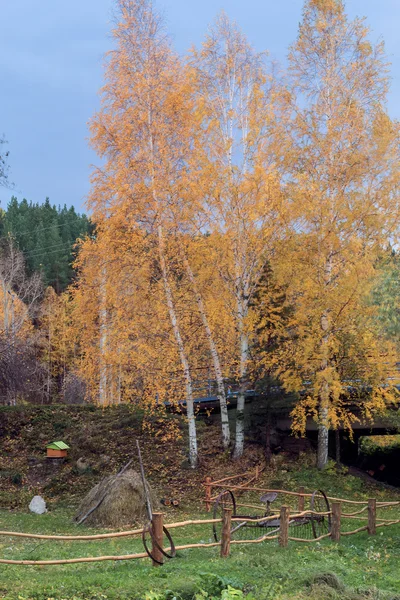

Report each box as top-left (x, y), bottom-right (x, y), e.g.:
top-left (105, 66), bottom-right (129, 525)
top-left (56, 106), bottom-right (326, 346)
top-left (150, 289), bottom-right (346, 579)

top-left (46, 441), bottom-right (70, 458)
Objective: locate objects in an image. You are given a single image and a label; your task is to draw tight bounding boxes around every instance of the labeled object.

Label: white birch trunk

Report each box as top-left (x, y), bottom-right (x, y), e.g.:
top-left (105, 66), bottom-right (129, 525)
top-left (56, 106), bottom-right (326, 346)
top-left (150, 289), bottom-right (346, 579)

top-left (317, 357), bottom-right (330, 468)
top-left (183, 254), bottom-right (230, 449)
top-left (146, 97), bottom-right (198, 466)
top-left (317, 271), bottom-right (331, 470)
top-left (158, 225), bottom-right (198, 468)
top-left (317, 320), bottom-right (330, 469)
top-left (317, 404), bottom-right (329, 469)
top-left (233, 295), bottom-right (249, 459)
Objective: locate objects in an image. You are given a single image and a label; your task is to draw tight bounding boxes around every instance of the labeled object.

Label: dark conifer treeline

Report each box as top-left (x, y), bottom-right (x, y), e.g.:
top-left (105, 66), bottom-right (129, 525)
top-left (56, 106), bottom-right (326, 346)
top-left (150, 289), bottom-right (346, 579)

top-left (0, 197), bottom-right (92, 292)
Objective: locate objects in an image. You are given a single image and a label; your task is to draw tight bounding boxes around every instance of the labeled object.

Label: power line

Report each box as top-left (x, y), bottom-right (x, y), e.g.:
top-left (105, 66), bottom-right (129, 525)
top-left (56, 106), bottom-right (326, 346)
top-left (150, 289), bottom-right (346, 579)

top-left (4, 212), bottom-right (90, 239)
top-left (20, 240), bottom-right (82, 260)
top-left (1, 239), bottom-right (84, 261)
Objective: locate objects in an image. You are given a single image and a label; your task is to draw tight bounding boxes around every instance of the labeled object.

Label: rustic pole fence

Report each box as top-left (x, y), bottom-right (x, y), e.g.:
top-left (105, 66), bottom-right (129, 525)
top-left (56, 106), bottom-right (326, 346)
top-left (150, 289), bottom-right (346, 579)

top-left (368, 499), bottom-right (376, 536)
top-left (0, 501), bottom-right (400, 566)
top-left (331, 502), bottom-right (341, 542)
top-left (151, 513), bottom-right (164, 566)
top-left (220, 508), bottom-right (232, 558)
top-left (278, 505), bottom-right (290, 548)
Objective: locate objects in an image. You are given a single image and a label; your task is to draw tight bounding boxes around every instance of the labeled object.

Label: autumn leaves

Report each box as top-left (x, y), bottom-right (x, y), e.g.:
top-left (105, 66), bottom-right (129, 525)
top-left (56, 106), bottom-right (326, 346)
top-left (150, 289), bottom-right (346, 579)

top-left (73, 0), bottom-right (399, 468)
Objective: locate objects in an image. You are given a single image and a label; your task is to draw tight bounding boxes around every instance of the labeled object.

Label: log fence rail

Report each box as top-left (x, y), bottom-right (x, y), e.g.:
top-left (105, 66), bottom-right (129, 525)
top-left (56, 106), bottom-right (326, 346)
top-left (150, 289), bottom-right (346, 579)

top-left (0, 501), bottom-right (398, 565)
top-left (0, 474), bottom-right (399, 566)
top-left (204, 467), bottom-right (400, 510)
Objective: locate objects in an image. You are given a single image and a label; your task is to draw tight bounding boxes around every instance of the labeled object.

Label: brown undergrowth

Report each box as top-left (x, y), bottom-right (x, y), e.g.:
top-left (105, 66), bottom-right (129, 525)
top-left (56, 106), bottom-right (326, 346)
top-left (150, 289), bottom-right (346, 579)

top-left (0, 405), bottom-right (265, 511)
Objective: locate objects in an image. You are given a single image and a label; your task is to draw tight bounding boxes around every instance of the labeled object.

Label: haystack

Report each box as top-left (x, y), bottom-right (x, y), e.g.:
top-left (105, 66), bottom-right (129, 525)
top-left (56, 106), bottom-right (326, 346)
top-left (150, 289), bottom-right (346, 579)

top-left (74, 469), bottom-right (158, 528)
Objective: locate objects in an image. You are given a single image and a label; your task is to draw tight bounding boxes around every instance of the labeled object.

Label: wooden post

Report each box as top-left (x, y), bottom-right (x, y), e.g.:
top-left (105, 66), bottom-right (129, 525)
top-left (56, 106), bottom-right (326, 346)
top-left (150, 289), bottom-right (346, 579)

top-left (151, 512), bottom-right (164, 566)
top-left (368, 499), bottom-right (376, 536)
top-left (298, 487), bottom-right (305, 512)
top-left (255, 465), bottom-right (259, 481)
top-left (279, 505), bottom-right (290, 548)
top-left (331, 502), bottom-right (341, 542)
top-left (220, 508), bottom-right (232, 558)
top-left (205, 477), bottom-right (212, 512)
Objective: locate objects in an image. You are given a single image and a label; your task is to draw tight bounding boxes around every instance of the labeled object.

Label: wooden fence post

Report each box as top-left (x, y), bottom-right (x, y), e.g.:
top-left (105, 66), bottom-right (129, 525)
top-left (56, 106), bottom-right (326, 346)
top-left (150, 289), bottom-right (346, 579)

top-left (151, 512), bottom-right (164, 566)
top-left (279, 505), bottom-right (290, 548)
top-left (368, 499), bottom-right (376, 536)
top-left (205, 477), bottom-right (212, 512)
top-left (331, 502), bottom-right (341, 542)
top-left (298, 487), bottom-right (305, 512)
top-left (220, 508), bottom-right (232, 558)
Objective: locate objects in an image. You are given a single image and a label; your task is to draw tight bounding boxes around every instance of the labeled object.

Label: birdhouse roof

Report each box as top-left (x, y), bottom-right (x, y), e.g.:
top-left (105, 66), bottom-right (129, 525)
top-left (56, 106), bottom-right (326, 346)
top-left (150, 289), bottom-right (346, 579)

top-left (47, 441), bottom-right (70, 450)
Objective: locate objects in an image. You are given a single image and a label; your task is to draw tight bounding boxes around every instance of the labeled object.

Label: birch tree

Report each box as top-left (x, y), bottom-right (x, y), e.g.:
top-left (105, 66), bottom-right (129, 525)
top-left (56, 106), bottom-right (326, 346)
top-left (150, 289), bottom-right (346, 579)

top-left (88, 0), bottom-right (199, 466)
top-left (277, 0), bottom-right (400, 468)
top-left (177, 238), bottom-right (231, 449)
top-left (192, 14), bottom-right (283, 458)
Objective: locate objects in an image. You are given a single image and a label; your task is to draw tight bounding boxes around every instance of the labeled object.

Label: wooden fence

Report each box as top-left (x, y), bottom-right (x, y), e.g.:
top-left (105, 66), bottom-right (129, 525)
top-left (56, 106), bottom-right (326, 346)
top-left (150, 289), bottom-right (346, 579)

top-left (0, 494), bottom-right (399, 566)
top-left (204, 466), bottom-right (263, 511)
top-left (203, 467), bottom-right (400, 512)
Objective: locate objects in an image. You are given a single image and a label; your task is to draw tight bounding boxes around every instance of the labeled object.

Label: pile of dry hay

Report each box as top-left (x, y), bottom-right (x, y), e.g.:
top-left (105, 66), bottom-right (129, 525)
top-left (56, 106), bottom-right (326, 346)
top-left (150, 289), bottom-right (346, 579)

top-left (74, 469), bottom-right (159, 528)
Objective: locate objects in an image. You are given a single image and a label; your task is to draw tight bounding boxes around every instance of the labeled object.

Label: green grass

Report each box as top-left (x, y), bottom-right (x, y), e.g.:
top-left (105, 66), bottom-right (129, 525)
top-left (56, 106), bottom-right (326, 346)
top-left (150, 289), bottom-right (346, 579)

top-left (0, 465), bottom-right (399, 600)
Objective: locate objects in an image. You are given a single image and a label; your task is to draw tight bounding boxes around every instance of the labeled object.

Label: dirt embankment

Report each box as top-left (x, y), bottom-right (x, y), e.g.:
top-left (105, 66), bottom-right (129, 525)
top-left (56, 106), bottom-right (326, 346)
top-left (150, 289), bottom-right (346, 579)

top-left (0, 405), bottom-right (264, 510)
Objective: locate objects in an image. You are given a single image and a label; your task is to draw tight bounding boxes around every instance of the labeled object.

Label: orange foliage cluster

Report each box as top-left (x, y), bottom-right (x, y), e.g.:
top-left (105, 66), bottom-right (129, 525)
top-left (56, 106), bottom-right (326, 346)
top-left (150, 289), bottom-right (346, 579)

top-left (43, 0), bottom-right (400, 467)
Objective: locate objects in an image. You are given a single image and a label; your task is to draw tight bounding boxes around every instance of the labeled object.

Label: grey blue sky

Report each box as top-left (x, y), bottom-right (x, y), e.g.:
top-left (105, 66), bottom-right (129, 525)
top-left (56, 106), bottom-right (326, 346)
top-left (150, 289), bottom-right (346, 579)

top-left (0, 0), bottom-right (399, 214)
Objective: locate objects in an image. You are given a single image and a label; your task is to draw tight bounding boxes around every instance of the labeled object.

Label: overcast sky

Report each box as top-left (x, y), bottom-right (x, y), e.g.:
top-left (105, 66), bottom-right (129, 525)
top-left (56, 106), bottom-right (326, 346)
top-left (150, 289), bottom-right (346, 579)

top-left (0, 0), bottom-right (399, 214)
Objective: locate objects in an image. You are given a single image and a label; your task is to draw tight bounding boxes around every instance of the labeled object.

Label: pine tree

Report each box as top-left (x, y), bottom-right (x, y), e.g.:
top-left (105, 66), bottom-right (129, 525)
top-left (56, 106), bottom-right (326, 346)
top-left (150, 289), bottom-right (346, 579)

top-left (3, 197), bottom-right (90, 291)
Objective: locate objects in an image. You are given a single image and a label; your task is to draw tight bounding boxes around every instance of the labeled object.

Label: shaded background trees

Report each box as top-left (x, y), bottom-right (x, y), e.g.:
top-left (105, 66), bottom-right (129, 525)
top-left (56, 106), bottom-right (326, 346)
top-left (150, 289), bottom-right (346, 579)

top-left (2, 197), bottom-right (91, 292)
top-left (0, 198), bottom-right (90, 405)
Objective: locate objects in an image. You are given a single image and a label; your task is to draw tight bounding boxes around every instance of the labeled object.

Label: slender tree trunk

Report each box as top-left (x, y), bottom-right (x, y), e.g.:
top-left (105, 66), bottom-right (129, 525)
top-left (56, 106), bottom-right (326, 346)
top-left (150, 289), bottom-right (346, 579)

top-left (317, 309), bottom-right (330, 469)
top-left (158, 225), bottom-right (198, 468)
top-left (182, 253), bottom-right (230, 449)
top-left (233, 297), bottom-right (249, 459)
top-left (117, 363), bottom-right (122, 405)
top-left (317, 251), bottom-right (334, 470)
top-left (317, 403), bottom-right (329, 469)
top-left (99, 267), bottom-right (108, 406)
top-left (146, 103), bottom-right (197, 466)
top-left (2, 281), bottom-right (9, 334)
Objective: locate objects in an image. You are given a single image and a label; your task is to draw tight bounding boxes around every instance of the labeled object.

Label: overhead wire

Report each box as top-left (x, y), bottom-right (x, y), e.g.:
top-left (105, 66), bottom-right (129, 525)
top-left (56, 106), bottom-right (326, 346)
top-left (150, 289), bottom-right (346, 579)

top-left (2, 218), bottom-right (91, 262)
top-left (3, 214), bottom-right (90, 239)
top-left (19, 241), bottom-right (82, 260)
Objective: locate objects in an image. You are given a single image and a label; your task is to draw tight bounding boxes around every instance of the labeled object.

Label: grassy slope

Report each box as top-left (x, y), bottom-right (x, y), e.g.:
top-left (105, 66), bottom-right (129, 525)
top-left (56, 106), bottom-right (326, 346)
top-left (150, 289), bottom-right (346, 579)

top-left (0, 462), bottom-right (399, 600)
top-left (1, 406), bottom-right (399, 599)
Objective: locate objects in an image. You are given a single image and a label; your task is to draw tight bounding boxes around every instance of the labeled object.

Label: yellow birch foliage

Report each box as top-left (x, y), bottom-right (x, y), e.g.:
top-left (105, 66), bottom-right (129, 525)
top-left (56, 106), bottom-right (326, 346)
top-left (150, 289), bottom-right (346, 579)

top-left (0, 287), bottom-right (33, 340)
top-left (39, 287), bottom-right (77, 380)
top-left (190, 13), bottom-right (285, 457)
top-left (268, 0), bottom-right (400, 456)
top-left (72, 226), bottom-right (211, 408)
